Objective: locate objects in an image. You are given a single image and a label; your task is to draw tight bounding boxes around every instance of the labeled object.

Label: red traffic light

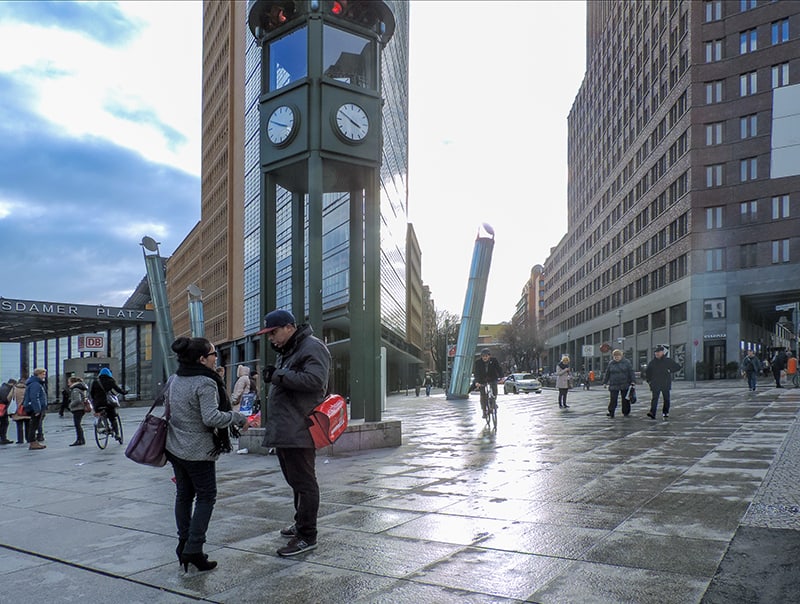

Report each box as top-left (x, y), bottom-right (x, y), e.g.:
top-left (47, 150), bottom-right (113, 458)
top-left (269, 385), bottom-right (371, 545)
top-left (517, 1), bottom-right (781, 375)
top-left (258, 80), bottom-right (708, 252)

top-left (331, 1), bottom-right (344, 16)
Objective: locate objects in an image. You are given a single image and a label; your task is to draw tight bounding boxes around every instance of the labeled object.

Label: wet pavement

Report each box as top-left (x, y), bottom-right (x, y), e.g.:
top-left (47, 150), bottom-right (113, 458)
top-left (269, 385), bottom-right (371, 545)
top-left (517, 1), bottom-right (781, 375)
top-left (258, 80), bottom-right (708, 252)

top-left (1, 379), bottom-right (799, 603)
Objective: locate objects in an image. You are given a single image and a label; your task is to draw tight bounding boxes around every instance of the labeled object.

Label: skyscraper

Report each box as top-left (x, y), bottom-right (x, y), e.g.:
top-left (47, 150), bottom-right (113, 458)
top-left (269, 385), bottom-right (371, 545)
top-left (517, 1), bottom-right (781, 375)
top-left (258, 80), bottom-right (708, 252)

top-left (544, 0), bottom-right (800, 379)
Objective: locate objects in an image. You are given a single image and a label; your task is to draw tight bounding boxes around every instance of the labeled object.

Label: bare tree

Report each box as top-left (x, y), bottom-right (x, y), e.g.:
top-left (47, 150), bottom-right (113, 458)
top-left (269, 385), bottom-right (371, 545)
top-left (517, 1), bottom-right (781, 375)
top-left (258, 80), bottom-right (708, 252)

top-left (499, 317), bottom-right (543, 373)
top-left (429, 310), bottom-right (460, 382)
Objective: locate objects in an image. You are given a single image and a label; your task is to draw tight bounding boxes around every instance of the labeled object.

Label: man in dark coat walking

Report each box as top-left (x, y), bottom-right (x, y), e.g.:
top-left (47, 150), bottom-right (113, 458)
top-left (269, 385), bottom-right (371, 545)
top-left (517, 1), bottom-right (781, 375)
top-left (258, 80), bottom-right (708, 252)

top-left (645, 345), bottom-right (682, 419)
top-left (259, 309), bottom-right (331, 557)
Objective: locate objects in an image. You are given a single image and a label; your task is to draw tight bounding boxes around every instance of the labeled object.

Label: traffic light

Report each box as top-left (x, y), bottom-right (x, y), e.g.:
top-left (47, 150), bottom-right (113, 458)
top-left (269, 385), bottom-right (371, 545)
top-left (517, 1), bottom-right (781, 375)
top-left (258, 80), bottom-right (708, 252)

top-left (325, 1), bottom-right (383, 31)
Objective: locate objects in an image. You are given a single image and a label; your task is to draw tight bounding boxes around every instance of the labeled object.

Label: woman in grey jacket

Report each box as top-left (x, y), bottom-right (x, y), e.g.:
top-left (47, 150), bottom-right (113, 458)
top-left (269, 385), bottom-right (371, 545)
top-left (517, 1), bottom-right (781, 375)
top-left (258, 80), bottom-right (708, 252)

top-left (602, 349), bottom-right (636, 418)
top-left (166, 337), bottom-right (249, 572)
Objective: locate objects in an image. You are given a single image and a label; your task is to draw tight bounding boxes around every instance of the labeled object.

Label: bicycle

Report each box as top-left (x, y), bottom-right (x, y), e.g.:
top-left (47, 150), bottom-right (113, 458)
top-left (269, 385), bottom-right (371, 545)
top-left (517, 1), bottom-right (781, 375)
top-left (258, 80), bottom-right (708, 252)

top-left (94, 409), bottom-right (124, 449)
top-left (480, 383), bottom-right (498, 430)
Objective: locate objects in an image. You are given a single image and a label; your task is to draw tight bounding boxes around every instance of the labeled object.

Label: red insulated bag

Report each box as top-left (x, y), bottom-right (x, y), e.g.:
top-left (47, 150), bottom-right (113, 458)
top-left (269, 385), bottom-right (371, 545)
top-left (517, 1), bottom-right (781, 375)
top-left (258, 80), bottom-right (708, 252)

top-left (308, 394), bottom-right (348, 449)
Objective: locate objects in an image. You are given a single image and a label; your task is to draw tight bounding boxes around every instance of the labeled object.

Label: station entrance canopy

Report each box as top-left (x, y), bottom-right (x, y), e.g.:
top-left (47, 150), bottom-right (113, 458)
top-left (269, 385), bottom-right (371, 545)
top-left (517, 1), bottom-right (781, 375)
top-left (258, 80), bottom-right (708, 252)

top-left (0, 297), bottom-right (155, 343)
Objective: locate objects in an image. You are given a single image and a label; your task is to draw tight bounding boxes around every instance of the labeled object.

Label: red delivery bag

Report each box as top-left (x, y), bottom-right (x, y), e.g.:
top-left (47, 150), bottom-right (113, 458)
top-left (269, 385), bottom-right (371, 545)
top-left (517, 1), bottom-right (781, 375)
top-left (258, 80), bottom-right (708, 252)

top-left (308, 394), bottom-right (348, 449)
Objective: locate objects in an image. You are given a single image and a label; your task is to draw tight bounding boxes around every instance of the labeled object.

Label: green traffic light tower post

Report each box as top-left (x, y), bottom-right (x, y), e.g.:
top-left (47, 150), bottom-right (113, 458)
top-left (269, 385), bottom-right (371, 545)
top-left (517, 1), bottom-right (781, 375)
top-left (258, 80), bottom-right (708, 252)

top-left (247, 0), bottom-right (395, 422)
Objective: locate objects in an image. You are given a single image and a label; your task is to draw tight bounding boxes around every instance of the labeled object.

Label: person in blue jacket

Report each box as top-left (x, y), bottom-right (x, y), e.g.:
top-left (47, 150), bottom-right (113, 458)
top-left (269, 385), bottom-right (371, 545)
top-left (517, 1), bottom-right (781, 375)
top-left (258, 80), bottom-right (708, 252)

top-left (23, 368), bottom-right (48, 450)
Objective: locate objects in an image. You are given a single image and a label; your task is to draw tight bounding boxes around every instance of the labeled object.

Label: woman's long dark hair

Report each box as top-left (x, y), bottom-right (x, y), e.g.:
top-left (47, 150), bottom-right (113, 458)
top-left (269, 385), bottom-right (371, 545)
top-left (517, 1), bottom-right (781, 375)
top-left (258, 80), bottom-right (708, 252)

top-left (172, 336), bottom-right (212, 364)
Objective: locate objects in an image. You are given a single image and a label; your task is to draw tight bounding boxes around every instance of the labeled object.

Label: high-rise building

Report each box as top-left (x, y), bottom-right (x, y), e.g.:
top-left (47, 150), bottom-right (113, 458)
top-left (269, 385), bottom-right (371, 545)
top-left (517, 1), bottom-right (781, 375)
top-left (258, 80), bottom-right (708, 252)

top-left (167, 1), bottom-right (421, 390)
top-left (544, 0), bottom-right (800, 379)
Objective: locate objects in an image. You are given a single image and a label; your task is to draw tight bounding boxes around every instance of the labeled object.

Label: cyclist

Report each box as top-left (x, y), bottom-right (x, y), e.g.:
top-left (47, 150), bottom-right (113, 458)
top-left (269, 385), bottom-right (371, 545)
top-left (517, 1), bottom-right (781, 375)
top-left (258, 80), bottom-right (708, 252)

top-left (473, 348), bottom-right (503, 419)
top-left (90, 368), bottom-right (127, 442)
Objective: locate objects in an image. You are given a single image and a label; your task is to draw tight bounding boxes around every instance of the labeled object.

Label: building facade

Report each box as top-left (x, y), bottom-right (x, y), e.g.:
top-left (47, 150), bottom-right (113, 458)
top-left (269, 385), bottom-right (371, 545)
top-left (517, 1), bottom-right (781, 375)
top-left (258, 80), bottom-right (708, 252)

top-left (168, 1), bottom-right (421, 391)
top-left (544, 0), bottom-right (800, 379)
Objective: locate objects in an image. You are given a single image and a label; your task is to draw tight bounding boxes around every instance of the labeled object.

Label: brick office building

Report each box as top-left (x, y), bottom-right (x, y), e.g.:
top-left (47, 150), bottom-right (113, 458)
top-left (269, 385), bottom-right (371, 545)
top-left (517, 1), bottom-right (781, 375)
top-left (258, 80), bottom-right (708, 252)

top-left (544, 0), bottom-right (800, 379)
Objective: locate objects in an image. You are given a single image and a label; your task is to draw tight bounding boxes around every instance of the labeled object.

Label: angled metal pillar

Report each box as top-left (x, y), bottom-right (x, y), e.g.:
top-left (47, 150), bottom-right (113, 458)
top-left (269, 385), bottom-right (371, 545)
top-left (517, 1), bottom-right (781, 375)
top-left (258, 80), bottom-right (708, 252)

top-left (140, 236), bottom-right (176, 377)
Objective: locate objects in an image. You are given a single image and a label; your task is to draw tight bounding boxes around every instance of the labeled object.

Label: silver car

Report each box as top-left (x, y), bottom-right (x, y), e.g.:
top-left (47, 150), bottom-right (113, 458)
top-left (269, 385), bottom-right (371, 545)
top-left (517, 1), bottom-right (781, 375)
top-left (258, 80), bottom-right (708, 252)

top-left (503, 373), bottom-right (542, 394)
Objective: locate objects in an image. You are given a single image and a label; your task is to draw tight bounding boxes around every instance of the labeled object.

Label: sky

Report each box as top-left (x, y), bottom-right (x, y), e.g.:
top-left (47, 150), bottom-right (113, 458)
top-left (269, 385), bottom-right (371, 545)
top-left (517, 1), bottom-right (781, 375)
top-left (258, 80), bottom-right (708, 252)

top-left (0, 0), bottom-right (586, 325)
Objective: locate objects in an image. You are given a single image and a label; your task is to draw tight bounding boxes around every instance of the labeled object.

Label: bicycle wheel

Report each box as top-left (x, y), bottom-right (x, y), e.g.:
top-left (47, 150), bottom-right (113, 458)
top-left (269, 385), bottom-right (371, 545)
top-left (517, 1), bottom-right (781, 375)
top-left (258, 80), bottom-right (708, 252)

top-left (115, 415), bottom-right (124, 444)
top-left (94, 416), bottom-right (110, 449)
top-left (489, 397), bottom-right (498, 430)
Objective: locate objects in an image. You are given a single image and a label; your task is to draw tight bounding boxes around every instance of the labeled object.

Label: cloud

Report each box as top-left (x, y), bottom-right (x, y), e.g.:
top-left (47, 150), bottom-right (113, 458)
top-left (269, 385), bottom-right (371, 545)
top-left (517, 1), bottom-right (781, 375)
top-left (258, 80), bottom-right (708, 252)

top-left (0, 73), bottom-right (199, 306)
top-left (0, 0), bottom-right (140, 46)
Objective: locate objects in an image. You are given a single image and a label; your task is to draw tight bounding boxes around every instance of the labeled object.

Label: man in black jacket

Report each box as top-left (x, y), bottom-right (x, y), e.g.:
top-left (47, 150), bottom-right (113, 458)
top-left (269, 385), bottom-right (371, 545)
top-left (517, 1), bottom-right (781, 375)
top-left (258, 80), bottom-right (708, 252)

top-left (645, 345), bottom-right (682, 419)
top-left (473, 348), bottom-right (503, 419)
top-left (259, 309), bottom-right (331, 557)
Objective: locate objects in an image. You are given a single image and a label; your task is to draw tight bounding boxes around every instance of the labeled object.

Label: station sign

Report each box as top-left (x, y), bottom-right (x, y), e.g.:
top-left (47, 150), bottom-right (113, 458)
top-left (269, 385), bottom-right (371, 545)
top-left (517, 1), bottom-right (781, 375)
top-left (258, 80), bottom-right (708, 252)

top-left (78, 334), bottom-right (106, 352)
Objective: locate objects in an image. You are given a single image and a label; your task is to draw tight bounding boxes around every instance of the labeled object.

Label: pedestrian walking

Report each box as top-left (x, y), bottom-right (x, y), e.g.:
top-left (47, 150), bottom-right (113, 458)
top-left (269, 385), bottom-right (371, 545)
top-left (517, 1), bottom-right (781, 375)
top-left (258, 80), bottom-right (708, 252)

top-left (644, 345), bottom-right (682, 419)
top-left (10, 379), bottom-right (29, 443)
top-left (0, 378), bottom-right (16, 444)
top-left (22, 368), bottom-right (48, 450)
top-left (740, 349), bottom-right (760, 391)
top-left (771, 348), bottom-right (788, 388)
top-left (58, 379), bottom-right (71, 418)
top-left (556, 355), bottom-right (571, 408)
top-left (230, 364), bottom-right (251, 411)
top-left (67, 376), bottom-right (89, 446)
top-left (787, 352), bottom-right (799, 388)
top-left (259, 309), bottom-right (331, 557)
top-left (602, 350), bottom-right (635, 418)
top-left (423, 374), bottom-right (433, 396)
top-left (166, 336), bottom-right (250, 573)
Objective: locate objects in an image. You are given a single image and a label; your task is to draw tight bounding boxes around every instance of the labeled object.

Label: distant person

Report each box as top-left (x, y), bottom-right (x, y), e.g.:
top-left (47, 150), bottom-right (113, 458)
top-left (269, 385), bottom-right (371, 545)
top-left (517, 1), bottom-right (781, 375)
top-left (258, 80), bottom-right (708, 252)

top-left (259, 309), bottom-right (331, 557)
top-left (787, 352), bottom-right (799, 389)
top-left (22, 368), bottom-right (48, 450)
top-left (68, 376), bottom-right (89, 446)
top-left (556, 355), bottom-right (571, 409)
top-left (473, 348), bottom-right (503, 419)
top-left (602, 350), bottom-right (635, 418)
top-left (423, 374), bottom-right (434, 396)
top-left (231, 364), bottom-right (251, 411)
top-left (166, 336), bottom-right (249, 572)
top-left (58, 378), bottom-right (71, 418)
top-left (10, 379), bottom-right (30, 444)
top-left (771, 348), bottom-right (788, 388)
top-left (0, 378), bottom-right (16, 444)
top-left (90, 368), bottom-right (126, 442)
top-left (644, 345), bottom-right (682, 419)
top-left (740, 349), bottom-right (760, 392)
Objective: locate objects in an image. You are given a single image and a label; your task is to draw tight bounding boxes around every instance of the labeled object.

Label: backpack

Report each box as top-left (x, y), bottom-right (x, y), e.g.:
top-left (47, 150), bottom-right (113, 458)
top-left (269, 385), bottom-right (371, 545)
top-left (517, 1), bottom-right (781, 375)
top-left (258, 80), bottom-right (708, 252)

top-left (308, 394), bottom-right (348, 449)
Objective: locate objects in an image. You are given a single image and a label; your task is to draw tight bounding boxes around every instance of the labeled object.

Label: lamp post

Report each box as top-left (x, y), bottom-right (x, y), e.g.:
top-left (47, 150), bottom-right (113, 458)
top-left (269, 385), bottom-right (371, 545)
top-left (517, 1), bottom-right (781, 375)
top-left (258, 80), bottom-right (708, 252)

top-left (566, 331), bottom-right (571, 361)
top-left (444, 318), bottom-right (450, 390)
top-left (616, 309), bottom-right (624, 353)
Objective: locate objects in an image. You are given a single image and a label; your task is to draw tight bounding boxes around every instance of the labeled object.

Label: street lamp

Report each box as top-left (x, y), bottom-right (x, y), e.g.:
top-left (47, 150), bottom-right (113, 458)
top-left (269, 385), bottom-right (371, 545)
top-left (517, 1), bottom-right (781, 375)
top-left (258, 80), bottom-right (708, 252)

top-left (616, 309), bottom-right (624, 351)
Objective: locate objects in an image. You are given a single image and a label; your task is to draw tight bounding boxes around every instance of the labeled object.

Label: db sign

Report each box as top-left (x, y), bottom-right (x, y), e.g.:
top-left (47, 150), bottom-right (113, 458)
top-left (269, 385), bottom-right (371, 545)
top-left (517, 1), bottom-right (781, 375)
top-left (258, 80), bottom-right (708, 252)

top-left (582, 345), bottom-right (594, 357)
top-left (78, 334), bottom-right (106, 352)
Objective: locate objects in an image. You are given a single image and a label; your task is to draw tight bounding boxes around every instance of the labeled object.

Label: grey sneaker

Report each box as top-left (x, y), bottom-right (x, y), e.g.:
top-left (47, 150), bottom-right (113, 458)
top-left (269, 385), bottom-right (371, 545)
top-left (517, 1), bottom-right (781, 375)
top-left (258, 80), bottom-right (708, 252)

top-left (279, 524), bottom-right (297, 538)
top-left (277, 537), bottom-right (317, 557)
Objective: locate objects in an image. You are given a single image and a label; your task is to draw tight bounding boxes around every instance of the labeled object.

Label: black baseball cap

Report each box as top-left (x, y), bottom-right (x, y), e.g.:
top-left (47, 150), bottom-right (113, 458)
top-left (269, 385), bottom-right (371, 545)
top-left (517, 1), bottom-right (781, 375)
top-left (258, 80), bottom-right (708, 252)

top-left (256, 309), bottom-right (296, 335)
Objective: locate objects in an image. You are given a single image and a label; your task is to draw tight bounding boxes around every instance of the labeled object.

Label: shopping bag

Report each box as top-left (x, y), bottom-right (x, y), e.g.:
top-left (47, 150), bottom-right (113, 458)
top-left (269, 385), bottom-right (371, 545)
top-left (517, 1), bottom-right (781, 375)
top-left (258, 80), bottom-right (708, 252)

top-left (239, 392), bottom-right (256, 415)
top-left (308, 394), bottom-right (348, 449)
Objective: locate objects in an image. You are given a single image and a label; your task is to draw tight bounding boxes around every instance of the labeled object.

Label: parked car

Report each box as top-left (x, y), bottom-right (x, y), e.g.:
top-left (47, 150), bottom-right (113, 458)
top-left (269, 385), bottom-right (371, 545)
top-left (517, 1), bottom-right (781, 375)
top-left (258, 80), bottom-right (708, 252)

top-left (503, 373), bottom-right (542, 394)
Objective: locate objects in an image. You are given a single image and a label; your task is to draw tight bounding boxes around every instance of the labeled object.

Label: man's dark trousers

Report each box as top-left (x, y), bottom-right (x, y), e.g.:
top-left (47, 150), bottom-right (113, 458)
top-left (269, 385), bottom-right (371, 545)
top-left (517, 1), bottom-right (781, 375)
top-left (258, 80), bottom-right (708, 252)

top-left (649, 388), bottom-right (671, 416)
top-left (276, 447), bottom-right (319, 542)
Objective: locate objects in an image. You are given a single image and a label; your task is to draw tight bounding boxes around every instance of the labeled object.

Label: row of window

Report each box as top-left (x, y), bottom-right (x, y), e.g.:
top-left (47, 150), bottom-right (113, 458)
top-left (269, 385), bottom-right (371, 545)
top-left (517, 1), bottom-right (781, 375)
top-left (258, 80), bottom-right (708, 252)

top-left (708, 239), bottom-right (790, 270)
top-left (705, 114), bottom-right (759, 144)
top-left (704, 20), bottom-right (790, 60)
top-left (705, 157), bottom-right (766, 186)
top-left (706, 195), bottom-right (791, 229)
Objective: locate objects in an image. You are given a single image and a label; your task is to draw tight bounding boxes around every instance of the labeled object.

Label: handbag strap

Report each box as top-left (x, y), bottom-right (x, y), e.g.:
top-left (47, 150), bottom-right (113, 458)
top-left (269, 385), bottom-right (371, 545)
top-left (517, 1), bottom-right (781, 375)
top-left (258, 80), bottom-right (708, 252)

top-left (149, 375), bottom-right (173, 420)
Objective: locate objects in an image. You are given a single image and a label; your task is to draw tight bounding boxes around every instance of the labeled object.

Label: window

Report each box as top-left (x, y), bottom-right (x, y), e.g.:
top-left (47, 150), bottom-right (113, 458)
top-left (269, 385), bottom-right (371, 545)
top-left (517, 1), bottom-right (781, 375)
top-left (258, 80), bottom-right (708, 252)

top-left (670, 302), bottom-right (687, 323)
top-left (706, 206), bottom-right (723, 229)
top-left (269, 27), bottom-right (308, 91)
top-left (706, 164), bottom-right (723, 187)
top-left (705, 39), bottom-right (723, 62)
top-left (705, 122), bottom-right (723, 145)
top-left (772, 19), bottom-right (789, 44)
top-left (740, 243), bottom-right (758, 268)
top-left (705, 0), bottom-right (722, 21)
top-left (740, 157), bottom-right (757, 181)
top-left (772, 239), bottom-right (790, 264)
top-left (740, 29), bottom-right (757, 54)
top-left (740, 114), bottom-right (757, 138)
top-left (772, 63), bottom-right (789, 88)
top-left (740, 71), bottom-right (758, 96)
top-left (772, 195), bottom-right (790, 219)
top-left (706, 248), bottom-right (724, 271)
top-left (740, 0), bottom-right (756, 10)
top-left (740, 200), bottom-right (758, 223)
top-left (323, 25), bottom-right (376, 90)
top-left (705, 80), bottom-right (723, 104)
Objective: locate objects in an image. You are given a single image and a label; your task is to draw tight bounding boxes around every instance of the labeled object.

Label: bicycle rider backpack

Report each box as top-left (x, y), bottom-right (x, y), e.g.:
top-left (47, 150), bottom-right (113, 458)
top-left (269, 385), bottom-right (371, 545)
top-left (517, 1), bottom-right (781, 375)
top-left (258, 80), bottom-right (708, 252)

top-left (308, 394), bottom-right (348, 449)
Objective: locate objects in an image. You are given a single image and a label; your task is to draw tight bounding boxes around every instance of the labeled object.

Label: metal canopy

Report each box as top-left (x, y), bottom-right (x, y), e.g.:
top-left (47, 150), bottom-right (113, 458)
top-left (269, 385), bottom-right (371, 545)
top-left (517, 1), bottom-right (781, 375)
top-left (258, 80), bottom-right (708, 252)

top-left (0, 297), bottom-right (155, 343)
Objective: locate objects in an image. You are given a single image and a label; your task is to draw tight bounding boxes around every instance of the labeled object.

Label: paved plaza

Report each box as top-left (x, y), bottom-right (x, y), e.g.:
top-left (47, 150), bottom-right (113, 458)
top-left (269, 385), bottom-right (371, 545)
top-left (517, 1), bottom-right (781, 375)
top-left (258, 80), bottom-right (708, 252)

top-left (1, 380), bottom-right (799, 603)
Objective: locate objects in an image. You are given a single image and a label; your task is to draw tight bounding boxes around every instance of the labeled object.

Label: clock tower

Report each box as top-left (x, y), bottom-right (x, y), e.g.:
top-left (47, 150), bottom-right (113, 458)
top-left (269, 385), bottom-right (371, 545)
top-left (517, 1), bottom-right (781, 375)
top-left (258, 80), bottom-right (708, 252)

top-left (247, 0), bottom-right (396, 421)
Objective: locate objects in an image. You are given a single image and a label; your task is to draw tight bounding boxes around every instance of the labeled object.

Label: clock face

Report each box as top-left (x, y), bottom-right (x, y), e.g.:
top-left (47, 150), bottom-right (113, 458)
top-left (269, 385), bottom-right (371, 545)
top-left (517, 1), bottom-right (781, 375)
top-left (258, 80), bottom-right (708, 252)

top-left (267, 105), bottom-right (296, 146)
top-left (334, 103), bottom-right (369, 142)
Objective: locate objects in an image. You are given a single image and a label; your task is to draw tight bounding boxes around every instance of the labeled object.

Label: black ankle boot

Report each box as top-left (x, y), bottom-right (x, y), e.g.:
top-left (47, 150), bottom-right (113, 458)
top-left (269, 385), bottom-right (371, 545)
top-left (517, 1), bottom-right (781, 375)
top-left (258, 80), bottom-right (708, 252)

top-left (180, 552), bottom-right (217, 572)
top-left (176, 539), bottom-right (186, 562)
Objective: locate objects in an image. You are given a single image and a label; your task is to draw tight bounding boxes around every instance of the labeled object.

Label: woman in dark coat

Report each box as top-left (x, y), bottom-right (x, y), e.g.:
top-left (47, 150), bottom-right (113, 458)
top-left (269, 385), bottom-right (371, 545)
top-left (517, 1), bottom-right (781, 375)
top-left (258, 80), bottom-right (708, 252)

top-left (602, 349), bottom-right (636, 418)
